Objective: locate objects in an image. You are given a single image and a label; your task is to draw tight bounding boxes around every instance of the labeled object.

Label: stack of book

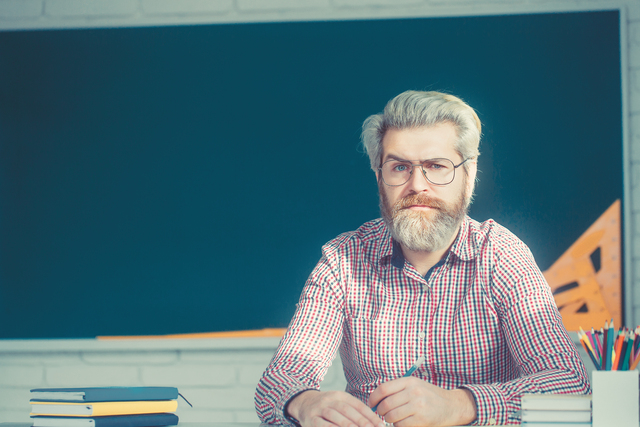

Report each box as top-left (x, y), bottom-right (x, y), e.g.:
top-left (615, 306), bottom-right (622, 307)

top-left (29, 387), bottom-right (180, 427)
top-left (521, 393), bottom-right (592, 427)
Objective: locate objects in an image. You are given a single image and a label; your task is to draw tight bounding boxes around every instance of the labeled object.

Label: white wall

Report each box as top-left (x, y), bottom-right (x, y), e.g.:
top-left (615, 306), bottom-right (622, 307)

top-left (0, 0), bottom-right (634, 31)
top-left (0, 338), bottom-right (348, 422)
top-left (0, 0), bottom-right (638, 423)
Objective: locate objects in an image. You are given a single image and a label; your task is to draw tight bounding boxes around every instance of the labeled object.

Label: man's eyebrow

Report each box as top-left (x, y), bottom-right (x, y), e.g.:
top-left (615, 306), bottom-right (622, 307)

top-left (384, 155), bottom-right (451, 162)
top-left (384, 154), bottom-right (409, 162)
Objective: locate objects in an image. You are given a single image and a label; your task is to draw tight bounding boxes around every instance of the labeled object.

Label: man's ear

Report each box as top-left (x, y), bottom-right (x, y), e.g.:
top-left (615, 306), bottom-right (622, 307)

top-left (465, 160), bottom-right (478, 198)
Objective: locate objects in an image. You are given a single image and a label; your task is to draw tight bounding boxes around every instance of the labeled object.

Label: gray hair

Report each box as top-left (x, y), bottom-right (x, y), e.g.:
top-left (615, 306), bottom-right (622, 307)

top-left (361, 90), bottom-right (481, 172)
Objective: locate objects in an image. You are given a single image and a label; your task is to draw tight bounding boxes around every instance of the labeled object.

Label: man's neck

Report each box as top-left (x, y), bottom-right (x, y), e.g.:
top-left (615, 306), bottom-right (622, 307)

top-left (400, 226), bottom-right (461, 277)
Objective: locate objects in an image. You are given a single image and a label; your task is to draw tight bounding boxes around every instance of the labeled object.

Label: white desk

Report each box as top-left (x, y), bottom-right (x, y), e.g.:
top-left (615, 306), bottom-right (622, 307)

top-left (1, 423), bottom-right (511, 427)
top-left (0, 424), bottom-right (263, 427)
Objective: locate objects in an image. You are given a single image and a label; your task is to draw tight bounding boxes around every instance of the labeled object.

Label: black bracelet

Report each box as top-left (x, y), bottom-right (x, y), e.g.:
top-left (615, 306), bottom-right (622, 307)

top-left (284, 389), bottom-right (317, 427)
top-left (285, 414), bottom-right (302, 427)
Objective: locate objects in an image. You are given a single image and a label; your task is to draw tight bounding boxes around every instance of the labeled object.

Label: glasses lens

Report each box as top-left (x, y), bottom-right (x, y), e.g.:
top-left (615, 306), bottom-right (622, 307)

top-left (422, 159), bottom-right (455, 185)
top-left (381, 160), bottom-right (413, 186)
top-left (380, 158), bottom-right (457, 186)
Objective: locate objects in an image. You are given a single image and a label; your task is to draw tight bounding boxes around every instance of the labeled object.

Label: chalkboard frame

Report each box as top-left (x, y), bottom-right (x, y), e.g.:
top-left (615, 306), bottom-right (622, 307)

top-left (0, 10), bottom-right (625, 338)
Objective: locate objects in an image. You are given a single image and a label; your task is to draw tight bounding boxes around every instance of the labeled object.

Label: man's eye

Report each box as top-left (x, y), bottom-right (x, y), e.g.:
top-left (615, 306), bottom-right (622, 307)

top-left (393, 164), bottom-right (410, 172)
top-left (425, 162), bottom-right (448, 170)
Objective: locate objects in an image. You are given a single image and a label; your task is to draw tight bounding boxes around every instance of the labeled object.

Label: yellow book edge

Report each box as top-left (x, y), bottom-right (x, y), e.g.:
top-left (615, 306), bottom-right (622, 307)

top-left (30, 399), bottom-right (178, 417)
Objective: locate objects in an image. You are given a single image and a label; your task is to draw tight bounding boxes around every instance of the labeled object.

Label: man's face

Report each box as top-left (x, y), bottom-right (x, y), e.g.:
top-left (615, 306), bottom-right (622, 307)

top-left (377, 123), bottom-right (475, 252)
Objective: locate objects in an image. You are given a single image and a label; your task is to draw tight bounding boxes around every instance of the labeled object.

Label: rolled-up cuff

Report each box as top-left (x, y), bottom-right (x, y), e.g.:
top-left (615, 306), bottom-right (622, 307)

top-left (277, 386), bottom-right (318, 426)
top-left (460, 384), bottom-right (510, 426)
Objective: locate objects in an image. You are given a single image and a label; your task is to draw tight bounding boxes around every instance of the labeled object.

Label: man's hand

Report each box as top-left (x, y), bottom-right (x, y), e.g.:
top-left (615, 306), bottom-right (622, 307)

top-left (368, 377), bottom-right (477, 427)
top-left (287, 390), bottom-right (386, 427)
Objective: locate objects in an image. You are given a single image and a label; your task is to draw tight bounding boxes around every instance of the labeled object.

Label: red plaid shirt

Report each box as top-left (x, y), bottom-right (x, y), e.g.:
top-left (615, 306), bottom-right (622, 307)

top-left (255, 217), bottom-right (590, 425)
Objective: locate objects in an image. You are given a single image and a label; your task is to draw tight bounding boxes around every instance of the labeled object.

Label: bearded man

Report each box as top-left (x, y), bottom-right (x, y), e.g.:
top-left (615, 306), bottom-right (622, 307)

top-left (255, 90), bottom-right (590, 427)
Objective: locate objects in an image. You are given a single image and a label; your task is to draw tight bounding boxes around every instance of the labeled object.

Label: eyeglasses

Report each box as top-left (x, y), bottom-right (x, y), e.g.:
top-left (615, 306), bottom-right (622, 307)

top-left (378, 158), bottom-right (469, 186)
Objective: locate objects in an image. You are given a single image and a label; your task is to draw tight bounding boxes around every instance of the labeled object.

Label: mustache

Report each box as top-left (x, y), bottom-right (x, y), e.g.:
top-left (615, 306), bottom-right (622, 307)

top-left (393, 193), bottom-right (447, 211)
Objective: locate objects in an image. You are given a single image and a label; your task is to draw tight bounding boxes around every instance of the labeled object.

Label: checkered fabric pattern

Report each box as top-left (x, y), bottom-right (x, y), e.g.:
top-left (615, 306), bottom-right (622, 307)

top-left (255, 217), bottom-right (591, 426)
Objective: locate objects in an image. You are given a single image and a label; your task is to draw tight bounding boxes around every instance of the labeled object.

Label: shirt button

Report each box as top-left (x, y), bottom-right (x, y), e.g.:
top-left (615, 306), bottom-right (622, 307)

top-left (488, 417), bottom-right (497, 425)
top-left (418, 331), bottom-right (426, 340)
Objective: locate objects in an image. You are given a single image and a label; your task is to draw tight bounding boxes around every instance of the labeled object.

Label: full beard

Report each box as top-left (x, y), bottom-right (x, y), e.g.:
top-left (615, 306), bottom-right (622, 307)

top-left (379, 180), bottom-right (469, 253)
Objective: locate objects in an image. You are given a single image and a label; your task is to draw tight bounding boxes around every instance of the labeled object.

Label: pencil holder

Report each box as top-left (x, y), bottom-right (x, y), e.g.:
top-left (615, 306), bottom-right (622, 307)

top-left (592, 370), bottom-right (639, 427)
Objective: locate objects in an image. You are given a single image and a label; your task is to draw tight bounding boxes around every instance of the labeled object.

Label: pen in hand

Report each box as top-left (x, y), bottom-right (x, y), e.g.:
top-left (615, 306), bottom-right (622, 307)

top-left (371, 355), bottom-right (426, 412)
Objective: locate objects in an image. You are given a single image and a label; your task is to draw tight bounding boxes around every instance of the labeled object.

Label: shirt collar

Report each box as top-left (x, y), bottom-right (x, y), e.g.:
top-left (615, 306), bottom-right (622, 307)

top-left (377, 221), bottom-right (395, 266)
top-left (447, 215), bottom-right (477, 262)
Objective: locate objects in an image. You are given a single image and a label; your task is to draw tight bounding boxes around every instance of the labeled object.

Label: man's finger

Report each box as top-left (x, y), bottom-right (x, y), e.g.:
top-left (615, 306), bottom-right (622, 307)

top-left (380, 401), bottom-right (413, 425)
top-left (389, 412), bottom-right (421, 427)
top-left (373, 389), bottom-right (410, 418)
top-left (319, 404), bottom-right (374, 427)
top-left (368, 377), bottom-right (412, 409)
top-left (334, 398), bottom-right (385, 427)
top-left (317, 406), bottom-right (358, 427)
top-left (310, 414), bottom-right (356, 427)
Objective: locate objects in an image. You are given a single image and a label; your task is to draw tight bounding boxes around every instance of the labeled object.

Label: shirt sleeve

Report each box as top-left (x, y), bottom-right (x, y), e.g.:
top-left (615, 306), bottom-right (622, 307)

top-left (255, 248), bottom-right (346, 425)
top-left (461, 242), bottom-right (592, 426)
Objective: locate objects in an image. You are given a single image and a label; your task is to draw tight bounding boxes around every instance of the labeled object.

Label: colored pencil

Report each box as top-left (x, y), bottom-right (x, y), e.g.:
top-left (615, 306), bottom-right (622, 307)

top-left (597, 327), bottom-right (604, 359)
top-left (591, 327), bottom-right (602, 364)
top-left (578, 327), bottom-right (598, 360)
top-left (579, 333), bottom-right (600, 370)
top-left (579, 328), bottom-right (598, 366)
top-left (578, 330), bottom-right (600, 370)
top-left (613, 329), bottom-right (624, 370)
top-left (603, 320), bottom-right (610, 370)
top-left (607, 319), bottom-right (615, 371)
top-left (630, 348), bottom-right (640, 371)
top-left (612, 329), bottom-right (622, 370)
top-left (587, 329), bottom-right (600, 365)
top-left (622, 330), bottom-right (634, 370)
top-left (617, 331), bottom-right (629, 370)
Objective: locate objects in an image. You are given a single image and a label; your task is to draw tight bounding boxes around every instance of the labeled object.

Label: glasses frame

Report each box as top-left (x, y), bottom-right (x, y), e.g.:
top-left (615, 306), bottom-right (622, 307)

top-left (378, 157), bottom-right (470, 187)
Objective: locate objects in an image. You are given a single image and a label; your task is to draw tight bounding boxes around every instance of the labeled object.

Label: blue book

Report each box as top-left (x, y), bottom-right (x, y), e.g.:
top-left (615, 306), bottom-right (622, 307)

top-left (31, 413), bottom-right (179, 427)
top-left (30, 387), bottom-right (179, 403)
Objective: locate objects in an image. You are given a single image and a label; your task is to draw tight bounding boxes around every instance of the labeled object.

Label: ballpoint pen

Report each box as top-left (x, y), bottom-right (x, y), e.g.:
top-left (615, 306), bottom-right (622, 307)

top-left (372, 355), bottom-right (426, 412)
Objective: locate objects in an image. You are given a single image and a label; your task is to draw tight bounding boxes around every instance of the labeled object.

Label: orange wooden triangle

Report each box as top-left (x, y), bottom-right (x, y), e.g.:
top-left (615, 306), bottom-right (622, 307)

top-left (543, 200), bottom-right (621, 331)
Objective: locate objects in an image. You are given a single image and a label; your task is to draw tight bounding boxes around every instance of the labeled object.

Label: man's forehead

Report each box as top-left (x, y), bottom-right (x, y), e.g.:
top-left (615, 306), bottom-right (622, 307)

top-left (380, 125), bottom-right (460, 162)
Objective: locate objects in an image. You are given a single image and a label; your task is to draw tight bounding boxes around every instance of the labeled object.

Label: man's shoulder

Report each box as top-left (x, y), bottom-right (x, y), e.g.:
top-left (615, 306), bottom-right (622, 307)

top-left (464, 217), bottom-right (542, 277)
top-left (466, 218), bottom-right (548, 297)
top-left (322, 218), bottom-right (388, 253)
top-left (466, 217), bottom-right (530, 252)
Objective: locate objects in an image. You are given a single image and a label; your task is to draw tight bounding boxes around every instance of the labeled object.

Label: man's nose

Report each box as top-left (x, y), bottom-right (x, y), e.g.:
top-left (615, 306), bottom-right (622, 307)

top-left (405, 165), bottom-right (431, 193)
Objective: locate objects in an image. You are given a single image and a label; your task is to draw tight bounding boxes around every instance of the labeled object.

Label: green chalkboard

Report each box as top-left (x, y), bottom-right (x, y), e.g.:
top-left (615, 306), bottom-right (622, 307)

top-left (0, 11), bottom-right (622, 338)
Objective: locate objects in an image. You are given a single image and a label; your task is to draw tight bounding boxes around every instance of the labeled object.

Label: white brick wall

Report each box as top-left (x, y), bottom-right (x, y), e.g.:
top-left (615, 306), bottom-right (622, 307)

top-left (0, 0), bottom-right (636, 29)
top-left (141, 1), bottom-right (232, 15)
top-left (0, 0), bottom-right (637, 423)
top-left (0, 338), bottom-right (348, 423)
